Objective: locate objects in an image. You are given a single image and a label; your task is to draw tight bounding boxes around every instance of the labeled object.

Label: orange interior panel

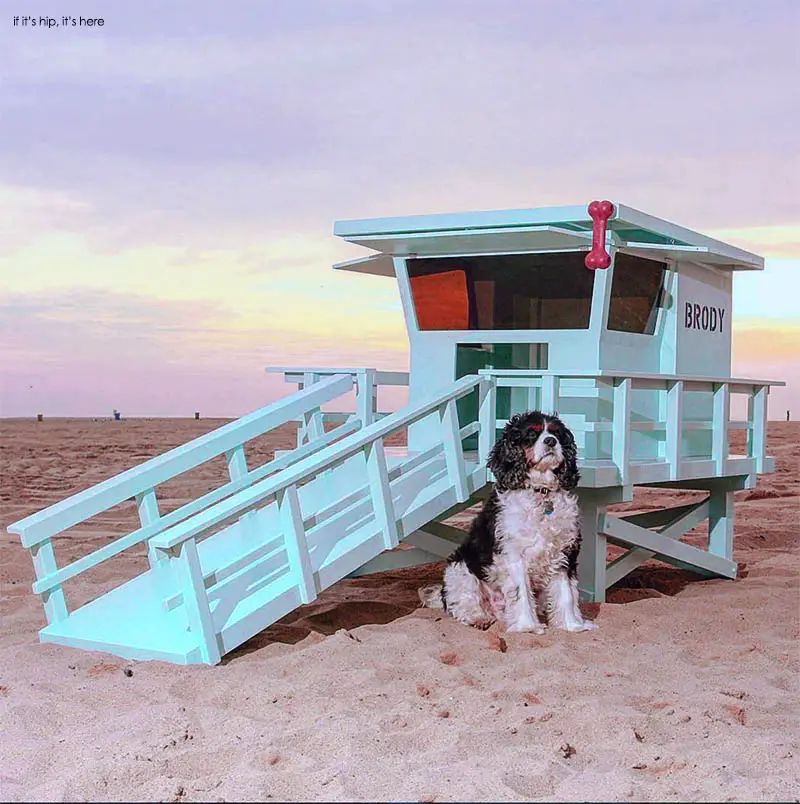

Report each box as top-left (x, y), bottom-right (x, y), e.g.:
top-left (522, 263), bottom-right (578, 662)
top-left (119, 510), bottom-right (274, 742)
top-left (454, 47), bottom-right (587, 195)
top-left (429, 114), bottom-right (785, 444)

top-left (409, 270), bottom-right (470, 330)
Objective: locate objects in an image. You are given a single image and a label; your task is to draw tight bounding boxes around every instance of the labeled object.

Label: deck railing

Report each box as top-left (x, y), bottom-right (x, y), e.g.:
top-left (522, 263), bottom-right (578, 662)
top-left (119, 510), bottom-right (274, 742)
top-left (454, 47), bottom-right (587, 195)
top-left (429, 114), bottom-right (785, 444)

top-left (479, 369), bottom-right (782, 486)
top-left (266, 366), bottom-right (410, 445)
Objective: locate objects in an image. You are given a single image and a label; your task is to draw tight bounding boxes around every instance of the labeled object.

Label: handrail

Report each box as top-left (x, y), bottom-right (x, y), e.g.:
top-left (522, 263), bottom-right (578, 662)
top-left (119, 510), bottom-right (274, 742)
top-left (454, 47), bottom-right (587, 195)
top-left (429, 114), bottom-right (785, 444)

top-left (150, 374), bottom-right (485, 551)
top-left (478, 368), bottom-right (784, 387)
top-left (9, 374), bottom-right (355, 548)
top-left (30, 418), bottom-right (363, 596)
top-left (267, 366), bottom-right (410, 386)
top-left (480, 368), bottom-right (775, 481)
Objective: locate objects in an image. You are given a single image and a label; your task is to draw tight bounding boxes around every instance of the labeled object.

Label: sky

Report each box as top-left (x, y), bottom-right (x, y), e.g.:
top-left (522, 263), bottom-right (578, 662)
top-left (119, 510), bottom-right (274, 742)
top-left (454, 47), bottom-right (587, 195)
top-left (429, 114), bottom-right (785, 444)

top-left (0, 0), bottom-right (798, 420)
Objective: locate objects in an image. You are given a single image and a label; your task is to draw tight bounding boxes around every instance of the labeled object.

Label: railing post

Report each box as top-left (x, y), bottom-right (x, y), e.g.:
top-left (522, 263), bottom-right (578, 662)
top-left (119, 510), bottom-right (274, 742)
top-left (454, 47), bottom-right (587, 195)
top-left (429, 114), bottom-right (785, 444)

top-left (540, 374), bottom-right (558, 416)
top-left (712, 383), bottom-right (730, 475)
top-left (612, 377), bottom-right (632, 486)
top-left (297, 372), bottom-right (325, 446)
top-left (225, 445), bottom-right (248, 480)
top-left (226, 445), bottom-right (260, 541)
top-left (277, 484), bottom-right (318, 603)
top-left (708, 486), bottom-right (735, 560)
top-left (666, 380), bottom-right (684, 480)
top-left (31, 539), bottom-right (68, 623)
top-left (136, 488), bottom-right (164, 569)
top-left (356, 368), bottom-right (377, 428)
top-left (365, 438), bottom-right (400, 549)
top-left (478, 378), bottom-right (497, 470)
top-left (578, 494), bottom-right (607, 603)
top-left (749, 385), bottom-right (768, 474)
top-left (177, 539), bottom-right (221, 665)
top-left (440, 397), bottom-right (470, 503)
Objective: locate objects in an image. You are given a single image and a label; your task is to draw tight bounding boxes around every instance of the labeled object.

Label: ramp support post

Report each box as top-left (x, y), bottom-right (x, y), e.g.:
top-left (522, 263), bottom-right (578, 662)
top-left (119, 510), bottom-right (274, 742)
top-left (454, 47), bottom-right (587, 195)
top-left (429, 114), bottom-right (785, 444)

top-left (170, 540), bottom-right (221, 665)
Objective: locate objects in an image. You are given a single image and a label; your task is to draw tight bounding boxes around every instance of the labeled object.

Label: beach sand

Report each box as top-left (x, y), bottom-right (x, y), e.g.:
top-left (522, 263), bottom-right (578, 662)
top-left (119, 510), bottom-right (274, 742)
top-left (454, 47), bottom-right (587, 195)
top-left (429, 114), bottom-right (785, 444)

top-left (1, 418), bottom-right (798, 802)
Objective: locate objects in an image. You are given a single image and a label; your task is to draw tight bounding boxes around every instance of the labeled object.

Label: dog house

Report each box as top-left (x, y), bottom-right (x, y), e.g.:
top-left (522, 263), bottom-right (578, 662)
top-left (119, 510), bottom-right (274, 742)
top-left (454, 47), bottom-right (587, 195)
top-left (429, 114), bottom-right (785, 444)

top-left (8, 201), bottom-right (783, 665)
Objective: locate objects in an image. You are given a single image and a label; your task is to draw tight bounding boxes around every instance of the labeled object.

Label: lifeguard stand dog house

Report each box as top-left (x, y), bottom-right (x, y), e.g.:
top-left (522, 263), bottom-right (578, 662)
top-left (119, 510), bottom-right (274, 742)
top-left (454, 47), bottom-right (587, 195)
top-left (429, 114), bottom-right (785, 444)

top-left (8, 202), bottom-right (783, 665)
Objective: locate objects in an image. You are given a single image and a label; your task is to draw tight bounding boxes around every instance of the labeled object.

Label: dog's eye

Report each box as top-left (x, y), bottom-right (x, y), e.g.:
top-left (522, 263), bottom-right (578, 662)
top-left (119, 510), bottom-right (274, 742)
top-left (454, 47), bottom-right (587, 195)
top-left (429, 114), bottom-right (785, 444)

top-left (546, 423), bottom-right (558, 434)
top-left (528, 424), bottom-right (542, 434)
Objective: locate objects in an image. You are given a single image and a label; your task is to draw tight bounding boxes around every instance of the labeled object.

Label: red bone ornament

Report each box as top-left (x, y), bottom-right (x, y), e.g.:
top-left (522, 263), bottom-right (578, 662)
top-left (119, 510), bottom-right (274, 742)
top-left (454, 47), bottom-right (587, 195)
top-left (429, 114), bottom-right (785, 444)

top-left (585, 200), bottom-right (615, 270)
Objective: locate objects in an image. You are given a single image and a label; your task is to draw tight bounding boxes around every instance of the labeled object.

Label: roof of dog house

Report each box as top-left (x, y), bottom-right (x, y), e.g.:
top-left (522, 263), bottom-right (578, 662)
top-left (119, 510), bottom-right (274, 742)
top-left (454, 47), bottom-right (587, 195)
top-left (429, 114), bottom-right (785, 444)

top-left (332, 202), bottom-right (763, 276)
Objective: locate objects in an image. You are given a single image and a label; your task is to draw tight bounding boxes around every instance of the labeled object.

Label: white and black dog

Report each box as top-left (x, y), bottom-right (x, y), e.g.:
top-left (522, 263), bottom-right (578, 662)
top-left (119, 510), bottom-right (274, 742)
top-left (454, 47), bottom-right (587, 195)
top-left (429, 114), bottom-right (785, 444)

top-left (420, 411), bottom-right (597, 634)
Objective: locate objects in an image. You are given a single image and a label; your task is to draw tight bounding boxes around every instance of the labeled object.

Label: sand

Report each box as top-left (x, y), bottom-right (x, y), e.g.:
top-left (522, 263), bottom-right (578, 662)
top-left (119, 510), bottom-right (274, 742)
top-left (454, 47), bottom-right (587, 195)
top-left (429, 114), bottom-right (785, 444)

top-left (1, 418), bottom-right (798, 802)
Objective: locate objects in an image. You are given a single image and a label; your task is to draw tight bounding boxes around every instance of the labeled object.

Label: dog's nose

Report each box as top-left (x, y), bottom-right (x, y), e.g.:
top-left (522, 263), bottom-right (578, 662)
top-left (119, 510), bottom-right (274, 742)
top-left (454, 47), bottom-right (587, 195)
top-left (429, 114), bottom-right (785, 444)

top-left (543, 436), bottom-right (557, 448)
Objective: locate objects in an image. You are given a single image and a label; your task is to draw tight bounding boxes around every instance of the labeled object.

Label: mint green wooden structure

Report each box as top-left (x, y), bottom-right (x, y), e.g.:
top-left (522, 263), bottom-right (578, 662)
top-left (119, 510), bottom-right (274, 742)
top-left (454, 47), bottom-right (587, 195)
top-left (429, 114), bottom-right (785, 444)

top-left (8, 202), bottom-right (783, 665)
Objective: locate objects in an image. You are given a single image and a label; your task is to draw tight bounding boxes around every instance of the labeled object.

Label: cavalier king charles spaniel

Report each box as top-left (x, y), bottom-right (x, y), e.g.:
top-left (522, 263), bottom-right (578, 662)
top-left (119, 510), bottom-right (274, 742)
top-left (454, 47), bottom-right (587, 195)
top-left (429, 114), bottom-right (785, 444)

top-left (420, 411), bottom-right (597, 633)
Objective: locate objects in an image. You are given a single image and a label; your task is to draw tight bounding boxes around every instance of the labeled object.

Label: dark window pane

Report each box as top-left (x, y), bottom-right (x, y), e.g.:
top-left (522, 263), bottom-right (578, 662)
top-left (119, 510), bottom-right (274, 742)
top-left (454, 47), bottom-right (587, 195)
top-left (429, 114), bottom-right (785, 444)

top-left (608, 253), bottom-right (666, 335)
top-left (407, 252), bottom-right (594, 331)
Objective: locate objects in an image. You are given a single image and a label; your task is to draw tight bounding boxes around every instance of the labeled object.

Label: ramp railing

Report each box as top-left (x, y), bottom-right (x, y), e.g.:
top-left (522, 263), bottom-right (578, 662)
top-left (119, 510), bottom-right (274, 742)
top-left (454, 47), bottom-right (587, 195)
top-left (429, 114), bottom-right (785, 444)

top-left (150, 374), bottom-right (492, 552)
top-left (142, 374), bottom-right (492, 662)
top-left (8, 374), bottom-right (360, 626)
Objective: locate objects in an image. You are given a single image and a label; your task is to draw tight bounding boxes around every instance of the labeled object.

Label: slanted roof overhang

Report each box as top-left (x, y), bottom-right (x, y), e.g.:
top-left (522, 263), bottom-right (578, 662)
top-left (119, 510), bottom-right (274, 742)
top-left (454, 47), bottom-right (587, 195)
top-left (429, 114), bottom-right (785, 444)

top-left (333, 202), bottom-right (764, 276)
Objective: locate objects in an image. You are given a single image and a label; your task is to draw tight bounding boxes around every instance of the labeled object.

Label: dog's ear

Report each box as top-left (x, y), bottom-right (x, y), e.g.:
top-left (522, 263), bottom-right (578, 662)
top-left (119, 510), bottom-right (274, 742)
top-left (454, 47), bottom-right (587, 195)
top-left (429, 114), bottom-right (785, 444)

top-left (553, 419), bottom-right (580, 491)
top-left (487, 426), bottom-right (529, 491)
top-left (503, 413), bottom-right (527, 446)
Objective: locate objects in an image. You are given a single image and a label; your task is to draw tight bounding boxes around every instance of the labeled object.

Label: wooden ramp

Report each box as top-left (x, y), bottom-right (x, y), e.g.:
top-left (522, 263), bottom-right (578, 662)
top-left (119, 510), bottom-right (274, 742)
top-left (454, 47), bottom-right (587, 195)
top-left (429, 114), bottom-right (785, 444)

top-left (8, 373), bottom-right (491, 665)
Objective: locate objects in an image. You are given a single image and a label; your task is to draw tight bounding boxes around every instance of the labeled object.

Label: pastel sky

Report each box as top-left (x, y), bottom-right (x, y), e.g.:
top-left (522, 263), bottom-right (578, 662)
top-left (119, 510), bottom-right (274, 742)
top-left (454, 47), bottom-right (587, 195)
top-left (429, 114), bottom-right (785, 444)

top-left (1, 0), bottom-right (797, 420)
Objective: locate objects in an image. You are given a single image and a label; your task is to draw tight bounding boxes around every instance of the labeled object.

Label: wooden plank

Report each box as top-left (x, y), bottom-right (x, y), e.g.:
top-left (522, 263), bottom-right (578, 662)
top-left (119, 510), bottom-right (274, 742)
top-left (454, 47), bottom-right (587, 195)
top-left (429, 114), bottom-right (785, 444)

top-left (606, 500), bottom-right (709, 588)
top-left (178, 539), bottom-right (221, 665)
top-left (225, 445), bottom-right (248, 480)
top-left (270, 367), bottom-right (409, 388)
top-left (708, 488), bottom-right (735, 560)
top-left (226, 444), bottom-right (261, 542)
top-left (459, 421), bottom-right (480, 440)
top-left (478, 378), bottom-right (497, 470)
top-left (577, 497), bottom-right (606, 602)
top-left (712, 383), bottom-right (730, 475)
top-left (600, 512), bottom-right (736, 578)
top-left (356, 368), bottom-right (377, 428)
top-left (540, 374), bottom-right (558, 414)
top-left (31, 540), bottom-right (68, 623)
top-left (277, 484), bottom-right (317, 604)
top-left (164, 536), bottom-right (285, 611)
top-left (666, 380), bottom-right (684, 480)
top-left (440, 398), bottom-right (470, 503)
top-left (477, 368), bottom-right (783, 388)
top-left (365, 439), bottom-right (400, 549)
top-left (750, 385), bottom-right (768, 473)
top-left (494, 378), bottom-right (543, 388)
top-left (612, 378), bottom-right (632, 486)
top-left (10, 373), bottom-right (355, 548)
top-left (619, 500), bottom-right (707, 529)
top-left (135, 488), bottom-right (162, 569)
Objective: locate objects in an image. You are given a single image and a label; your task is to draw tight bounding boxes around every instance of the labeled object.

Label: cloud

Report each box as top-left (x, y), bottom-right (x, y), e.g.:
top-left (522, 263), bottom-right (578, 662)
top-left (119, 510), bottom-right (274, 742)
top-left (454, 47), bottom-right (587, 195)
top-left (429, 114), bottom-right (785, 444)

top-left (1, 0), bottom-right (796, 247)
top-left (0, 284), bottom-right (408, 416)
top-left (2, 0), bottom-right (797, 417)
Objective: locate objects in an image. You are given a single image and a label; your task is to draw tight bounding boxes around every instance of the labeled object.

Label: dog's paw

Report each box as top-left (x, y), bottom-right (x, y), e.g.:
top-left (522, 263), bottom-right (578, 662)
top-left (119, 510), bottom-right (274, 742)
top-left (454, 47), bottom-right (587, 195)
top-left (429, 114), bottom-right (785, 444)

top-left (559, 620), bottom-right (599, 632)
top-left (506, 621), bottom-right (546, 634)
